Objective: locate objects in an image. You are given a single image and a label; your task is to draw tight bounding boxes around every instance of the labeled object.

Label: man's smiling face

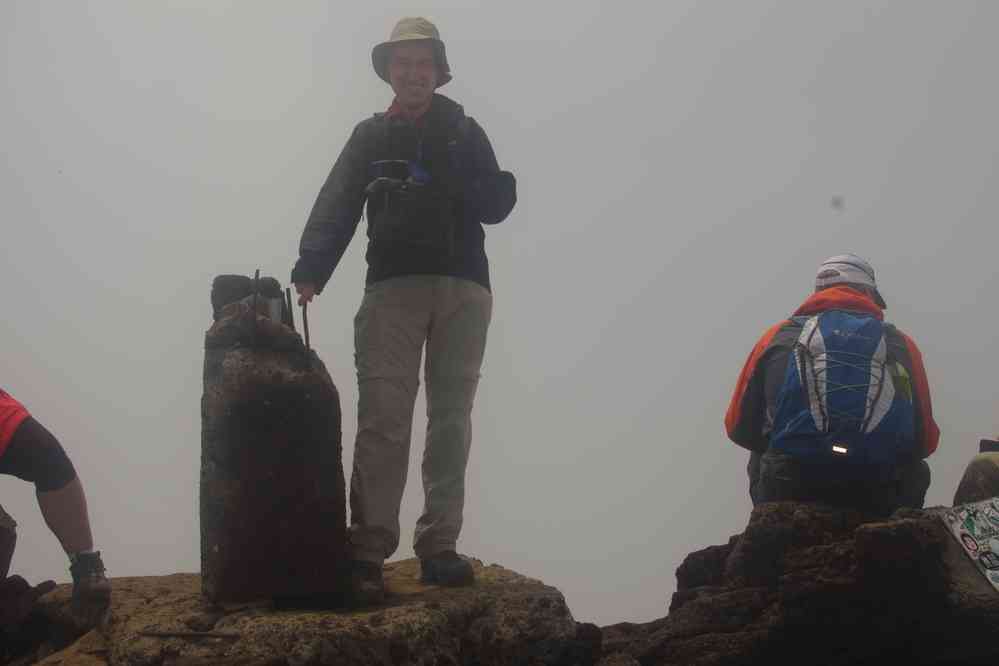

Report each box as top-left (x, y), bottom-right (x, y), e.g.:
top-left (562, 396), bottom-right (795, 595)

top-left (388, 41), bottom-right (438, 110)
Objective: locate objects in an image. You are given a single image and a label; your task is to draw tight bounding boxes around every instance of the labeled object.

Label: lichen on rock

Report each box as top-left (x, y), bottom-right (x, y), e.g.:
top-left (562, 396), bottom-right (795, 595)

top-left (16, 559), bottom-right (590, 666)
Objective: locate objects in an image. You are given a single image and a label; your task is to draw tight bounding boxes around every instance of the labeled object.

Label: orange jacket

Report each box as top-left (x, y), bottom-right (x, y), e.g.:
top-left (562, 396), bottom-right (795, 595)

top-left (724, 286), bottom-right (940, 457)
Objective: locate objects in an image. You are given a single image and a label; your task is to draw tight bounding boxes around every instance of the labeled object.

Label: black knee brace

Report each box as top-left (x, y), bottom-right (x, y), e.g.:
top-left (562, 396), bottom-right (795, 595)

top-left (0, 417), bottom-right (77, 492)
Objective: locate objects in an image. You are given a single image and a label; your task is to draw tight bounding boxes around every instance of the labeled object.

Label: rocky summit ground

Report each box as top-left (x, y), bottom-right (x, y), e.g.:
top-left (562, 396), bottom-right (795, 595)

top-left (601, 502), bottom-right (999, 666)
top-left (4, 559), bottom-right (608, 666)
top-left (8, 502), bottom-right (999, 666)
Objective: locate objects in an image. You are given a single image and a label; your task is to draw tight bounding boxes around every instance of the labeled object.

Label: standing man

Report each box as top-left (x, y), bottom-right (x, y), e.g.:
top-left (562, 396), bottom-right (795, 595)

top-left (725, 255), bottom-right (939, 514)
top-left (291, 17), bottom-right (516, 605)
top-left (0, 388), bottom-right (110, 621)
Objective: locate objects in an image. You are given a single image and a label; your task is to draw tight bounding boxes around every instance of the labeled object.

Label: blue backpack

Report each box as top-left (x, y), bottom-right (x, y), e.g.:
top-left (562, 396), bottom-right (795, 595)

top-left (770, 310), bottom-right (917, 477)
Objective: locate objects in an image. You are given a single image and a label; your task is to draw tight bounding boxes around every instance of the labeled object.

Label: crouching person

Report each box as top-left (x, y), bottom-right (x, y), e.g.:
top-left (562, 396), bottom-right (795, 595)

top-left (726, 255), bottom-right (939, 515)
top-left (0, 388), bottom-right (110, 616)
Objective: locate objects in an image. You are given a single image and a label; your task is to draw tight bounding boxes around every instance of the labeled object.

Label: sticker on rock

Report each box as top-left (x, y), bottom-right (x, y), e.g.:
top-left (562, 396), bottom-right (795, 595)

top-left (939, 499), bottom-right (999, 592)
top-left (961, 533), bottom-right (980, 552)
top-left (980, 551), bottom-right (999, 570)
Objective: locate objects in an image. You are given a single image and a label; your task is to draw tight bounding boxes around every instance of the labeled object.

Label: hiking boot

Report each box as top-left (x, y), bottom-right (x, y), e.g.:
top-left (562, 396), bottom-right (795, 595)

top-left (349, 560), bottom-right (384, 607)
top-left (420, 551), bottom-right (474, 586)
top-left (69, 551), bottom-right (111, 617)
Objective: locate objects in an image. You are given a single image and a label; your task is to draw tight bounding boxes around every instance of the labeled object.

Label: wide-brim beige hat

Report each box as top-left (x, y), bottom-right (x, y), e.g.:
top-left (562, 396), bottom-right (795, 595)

top-left (371, 17), bottom-right (452, 87)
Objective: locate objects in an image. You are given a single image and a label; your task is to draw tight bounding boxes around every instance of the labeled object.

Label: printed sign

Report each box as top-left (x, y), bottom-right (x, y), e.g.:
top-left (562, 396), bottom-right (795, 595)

top-left (938, 497), bottom-right (999, 592)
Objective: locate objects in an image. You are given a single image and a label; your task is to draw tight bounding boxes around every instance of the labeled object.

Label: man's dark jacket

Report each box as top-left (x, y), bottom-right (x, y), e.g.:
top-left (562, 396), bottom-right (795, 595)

top-left (292, 94), bottom-right (516, 291)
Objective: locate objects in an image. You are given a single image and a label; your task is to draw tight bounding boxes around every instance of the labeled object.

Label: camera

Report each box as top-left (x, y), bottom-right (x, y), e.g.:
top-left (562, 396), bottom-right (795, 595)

top-left (370, 160), bottom-right (411, 181)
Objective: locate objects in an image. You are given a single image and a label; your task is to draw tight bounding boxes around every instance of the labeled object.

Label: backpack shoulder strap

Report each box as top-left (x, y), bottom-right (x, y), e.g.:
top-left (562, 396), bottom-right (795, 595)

top-left (372, 112), bottom-right (390, 152)
top-left (880, 322), bottom-right (908, 365)
top-left (454, 115), bottom-right (472, 141)
top-left (446, 115), bottom-right (473, 171)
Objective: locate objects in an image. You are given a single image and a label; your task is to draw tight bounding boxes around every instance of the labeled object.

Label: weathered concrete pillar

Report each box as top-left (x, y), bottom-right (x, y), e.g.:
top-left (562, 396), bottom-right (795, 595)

top-left (201, 275), bottom-right (348, 603)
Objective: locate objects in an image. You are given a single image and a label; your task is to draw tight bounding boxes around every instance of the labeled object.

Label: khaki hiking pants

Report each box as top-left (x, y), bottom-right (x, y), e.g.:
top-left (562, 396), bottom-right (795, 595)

top-left (349, 275), bottom-right (492, 564)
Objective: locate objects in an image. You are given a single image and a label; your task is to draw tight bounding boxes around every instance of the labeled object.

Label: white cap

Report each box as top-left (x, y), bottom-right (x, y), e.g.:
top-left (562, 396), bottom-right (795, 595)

top-left (815, 253), bottom-right (886, 309)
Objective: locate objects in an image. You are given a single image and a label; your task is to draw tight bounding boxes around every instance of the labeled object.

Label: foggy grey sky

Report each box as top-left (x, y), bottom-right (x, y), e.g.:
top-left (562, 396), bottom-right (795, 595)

top-left (2, 1), bottom-right (998, 625)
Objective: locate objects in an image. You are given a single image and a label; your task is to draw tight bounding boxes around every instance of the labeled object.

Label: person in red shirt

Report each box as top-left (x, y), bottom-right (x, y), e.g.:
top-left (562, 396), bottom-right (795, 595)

top-left (0, 389), bottom-right (110, 617)
top-left (725, 255), bottom-right (939, 513)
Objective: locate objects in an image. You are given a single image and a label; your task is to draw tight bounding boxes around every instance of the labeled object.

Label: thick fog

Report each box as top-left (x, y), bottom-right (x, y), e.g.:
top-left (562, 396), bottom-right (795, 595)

top-left (2, 1), bottom-right (997, 625)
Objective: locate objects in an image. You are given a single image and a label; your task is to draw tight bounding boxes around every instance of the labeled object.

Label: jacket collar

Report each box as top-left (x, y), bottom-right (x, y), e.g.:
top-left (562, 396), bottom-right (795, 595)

top-left (793, 285), bottom-right (884, 320)
top-left (385, 93), bottom-right (464, 129)
top-left (386, 97), bottom-right (428, 125)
